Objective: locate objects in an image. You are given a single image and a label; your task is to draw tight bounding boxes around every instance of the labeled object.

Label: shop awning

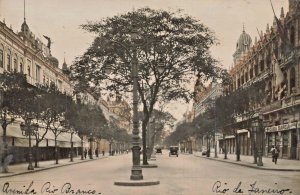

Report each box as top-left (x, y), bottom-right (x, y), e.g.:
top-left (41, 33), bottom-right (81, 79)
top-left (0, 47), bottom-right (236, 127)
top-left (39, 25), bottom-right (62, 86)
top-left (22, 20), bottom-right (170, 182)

top-left (0, 122), bottom-right (83, 148)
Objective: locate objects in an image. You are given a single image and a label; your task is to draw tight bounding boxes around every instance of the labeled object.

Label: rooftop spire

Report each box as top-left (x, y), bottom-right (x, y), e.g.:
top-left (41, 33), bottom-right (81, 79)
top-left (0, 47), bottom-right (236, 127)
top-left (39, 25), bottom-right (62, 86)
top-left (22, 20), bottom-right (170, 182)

top-left (24, 0), bottom-right (26, 22)
top-left (243, 23), bottom-right (245, 32)
top-left (280, 7), bottom-right (284, 18)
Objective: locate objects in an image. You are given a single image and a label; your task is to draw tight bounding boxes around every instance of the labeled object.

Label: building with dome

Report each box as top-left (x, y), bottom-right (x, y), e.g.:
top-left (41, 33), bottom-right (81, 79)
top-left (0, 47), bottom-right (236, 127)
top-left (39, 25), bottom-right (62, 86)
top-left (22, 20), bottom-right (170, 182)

top-left (233, 26), bottom-right (252, 66)
top-left (219, 0), bottom-right (300, 161)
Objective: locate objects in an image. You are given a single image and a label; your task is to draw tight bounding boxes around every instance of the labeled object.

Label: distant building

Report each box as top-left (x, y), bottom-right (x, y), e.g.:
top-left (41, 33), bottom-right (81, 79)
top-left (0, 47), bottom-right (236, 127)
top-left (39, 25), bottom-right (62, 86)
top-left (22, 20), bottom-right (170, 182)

top-left (193, 81), bottom-right (223, 117)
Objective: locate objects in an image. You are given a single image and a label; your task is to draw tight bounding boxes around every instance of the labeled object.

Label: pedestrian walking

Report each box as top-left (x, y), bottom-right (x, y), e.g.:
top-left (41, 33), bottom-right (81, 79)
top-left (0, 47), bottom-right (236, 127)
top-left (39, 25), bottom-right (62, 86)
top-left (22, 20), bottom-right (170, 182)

top-left (102, 150), bottom-right (105, 156)
top-left (88, 148), bottom-right (93, 159)
top-left (84, 148), bottom-right (87, 159)
top-left (95, 148), bottom-right (99, 158)
top-left (270, 145), bottom-right (275, 162)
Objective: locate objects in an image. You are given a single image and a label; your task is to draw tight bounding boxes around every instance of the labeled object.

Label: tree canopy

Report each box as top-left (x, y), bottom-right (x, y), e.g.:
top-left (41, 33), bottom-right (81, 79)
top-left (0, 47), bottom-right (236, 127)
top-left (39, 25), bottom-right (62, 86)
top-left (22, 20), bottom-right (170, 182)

top-left (71, 7), bottom-right (223, 105)
top-left (71, 7), bottom-right (225, 164)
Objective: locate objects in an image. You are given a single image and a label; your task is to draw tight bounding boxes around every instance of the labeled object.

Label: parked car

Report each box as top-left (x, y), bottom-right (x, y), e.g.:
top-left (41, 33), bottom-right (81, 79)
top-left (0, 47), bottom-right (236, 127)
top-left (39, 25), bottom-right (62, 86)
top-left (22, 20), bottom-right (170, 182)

top-left (156, 148), bottom-right (162, 154)
top-left (169, 146), bottom-right (179, 157)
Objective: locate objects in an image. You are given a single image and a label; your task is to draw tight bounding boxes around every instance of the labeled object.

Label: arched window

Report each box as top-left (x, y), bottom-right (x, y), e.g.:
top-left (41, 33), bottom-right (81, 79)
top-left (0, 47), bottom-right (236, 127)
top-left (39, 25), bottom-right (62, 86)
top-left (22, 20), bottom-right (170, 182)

top-left (290, 26), bottom-right (295, 46)
top-left (260, 59), bottom-right (264, 72)
top-left (290, 67), bottom-right (296, 93)
top-left (27, 65), bottom-right (31, 76)
top-left (250, 67), bottom-right (253, 79)
top-left (241, 75), bottom-right (244, 85)
top-left (6, 53), bottom-right (11, 71)
top-left (245, 72), bottom-right (248, 82)
top-left (0, 44), bottom-right (3, 68)
top-left (13, 55), bottom-right (17, 72)
top-left (254, 64), bottom-right (258, 76)
top-left (20, 59), bottom-right (23, 73)
top-left (266, 54), bottom-right (271, 69)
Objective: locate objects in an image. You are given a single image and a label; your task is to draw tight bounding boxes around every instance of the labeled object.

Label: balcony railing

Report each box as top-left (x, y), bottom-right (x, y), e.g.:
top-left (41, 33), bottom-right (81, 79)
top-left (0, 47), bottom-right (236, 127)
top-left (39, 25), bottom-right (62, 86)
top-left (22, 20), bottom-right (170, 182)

top-left (260, 100), bottom-right (281, 114)
top-left (282, 93), bottom-right (300, 108)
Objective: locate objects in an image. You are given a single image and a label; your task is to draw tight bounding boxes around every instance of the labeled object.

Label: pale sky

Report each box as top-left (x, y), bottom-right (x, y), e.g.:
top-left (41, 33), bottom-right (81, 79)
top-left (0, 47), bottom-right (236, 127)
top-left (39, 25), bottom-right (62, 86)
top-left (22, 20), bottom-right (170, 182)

top-left (0, 0), bottom-right (288, 120)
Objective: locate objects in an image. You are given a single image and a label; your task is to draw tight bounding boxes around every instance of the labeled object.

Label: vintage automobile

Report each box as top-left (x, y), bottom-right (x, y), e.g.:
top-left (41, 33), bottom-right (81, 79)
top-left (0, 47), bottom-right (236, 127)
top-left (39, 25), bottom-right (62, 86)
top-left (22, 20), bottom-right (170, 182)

top-left (156, 148), bottom-right (162, 154)
top-left (169, 146), bottom-right (179, 157)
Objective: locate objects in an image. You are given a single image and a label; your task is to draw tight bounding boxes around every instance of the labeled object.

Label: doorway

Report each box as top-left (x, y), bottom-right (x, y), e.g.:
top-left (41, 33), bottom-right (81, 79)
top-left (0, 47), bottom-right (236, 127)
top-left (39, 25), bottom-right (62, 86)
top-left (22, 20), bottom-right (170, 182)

top-left (291, 130), bottom-right (297, 159)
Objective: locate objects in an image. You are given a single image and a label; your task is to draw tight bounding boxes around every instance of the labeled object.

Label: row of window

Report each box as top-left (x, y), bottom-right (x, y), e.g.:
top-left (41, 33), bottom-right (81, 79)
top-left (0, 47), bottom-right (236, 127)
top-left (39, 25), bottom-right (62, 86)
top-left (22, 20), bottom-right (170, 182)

top-left (0, 47), bottom-right (62, 86)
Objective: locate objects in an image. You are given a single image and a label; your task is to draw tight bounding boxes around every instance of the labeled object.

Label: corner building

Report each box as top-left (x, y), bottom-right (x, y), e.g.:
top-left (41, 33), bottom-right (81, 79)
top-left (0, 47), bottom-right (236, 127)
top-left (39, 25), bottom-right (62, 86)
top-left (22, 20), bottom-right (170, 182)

top-left (227, 1), bottom-right (300, 160)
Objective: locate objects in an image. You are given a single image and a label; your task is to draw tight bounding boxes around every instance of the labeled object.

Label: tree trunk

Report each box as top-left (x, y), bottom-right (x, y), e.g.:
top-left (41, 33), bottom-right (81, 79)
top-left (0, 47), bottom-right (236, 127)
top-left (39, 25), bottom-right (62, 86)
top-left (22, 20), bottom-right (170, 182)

top-left (252, 132), bottom-right (257, 164)
top-left (55, 137), bottom-right (58, 164)
top-left (81, 135), bottom-right (84, 160)
top-left (1, 123), bottom-right (8, 173)
top-left (236, 132), bottom-right (241, 161)
top-left (223, 133), bottom-right (228, 159)
top-left (142, 121), bottom-right (148, 165)
top-left (34, 143), bottom-right (39, 168)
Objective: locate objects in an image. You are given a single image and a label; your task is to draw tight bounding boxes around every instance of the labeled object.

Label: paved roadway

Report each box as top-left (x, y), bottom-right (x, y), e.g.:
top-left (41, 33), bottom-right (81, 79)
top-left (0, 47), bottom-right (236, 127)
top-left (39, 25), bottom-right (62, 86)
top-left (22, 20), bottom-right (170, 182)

top-left (0, 151), bottom-right (299, 195)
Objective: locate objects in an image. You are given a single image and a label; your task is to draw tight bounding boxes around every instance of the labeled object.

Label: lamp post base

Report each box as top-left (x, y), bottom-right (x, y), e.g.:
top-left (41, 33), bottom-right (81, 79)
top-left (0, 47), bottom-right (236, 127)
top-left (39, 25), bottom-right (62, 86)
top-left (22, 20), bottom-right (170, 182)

top-left (28, 164), bottom-right (34, 170)
top-left (257, 150), bottom-right (263, 166)
top-left (28, 153), bottom-right (34, 170)
top-left (114, 179), bottom-right (159, 186)
top-left (140, 164), bottom-right (158, 168)
top-left (130, 166), bottom-right (143, 180)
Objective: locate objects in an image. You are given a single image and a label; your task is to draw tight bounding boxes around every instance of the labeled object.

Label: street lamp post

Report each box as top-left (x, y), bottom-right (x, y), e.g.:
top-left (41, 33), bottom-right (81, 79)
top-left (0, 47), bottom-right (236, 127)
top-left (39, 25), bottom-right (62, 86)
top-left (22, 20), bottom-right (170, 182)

top-left (257, 117), bottom-right (264, 166)
top-left (89, 132), bottom-right (93, 159)
top-left (252, 118), bottom-right (263, 166)
top-left (80, 135), bottom-right (84, 160)
top-left (70, 128), bottom-right (76, 162)
top-left (20, 117), bottom-right (37, 170)
top-left (223, 133), bottom-right (228, 159)
top-left (206, 134), bottom-right (210, 157)
top-left (105, 29), bottom-right (160, 185)
top-left (130, 43), bottom-right (144, 180)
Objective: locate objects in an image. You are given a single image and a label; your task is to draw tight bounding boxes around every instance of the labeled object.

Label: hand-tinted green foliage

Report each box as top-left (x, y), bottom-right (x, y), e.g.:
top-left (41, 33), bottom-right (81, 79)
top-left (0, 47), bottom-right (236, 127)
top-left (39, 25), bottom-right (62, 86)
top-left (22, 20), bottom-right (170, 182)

top-left (215, 79), bottom-right (266, 133)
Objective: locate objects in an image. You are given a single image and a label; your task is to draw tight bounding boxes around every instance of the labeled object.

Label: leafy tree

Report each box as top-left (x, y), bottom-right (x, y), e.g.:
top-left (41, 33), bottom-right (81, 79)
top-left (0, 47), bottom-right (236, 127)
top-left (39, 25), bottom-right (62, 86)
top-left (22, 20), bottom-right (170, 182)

top-left (65, 100), bottom-right (107, 159)
top-left (164, 122), bottom-right (196, 147)
top-left (71, 8), bottom-right (222, 164)
top-left (215, 79), bottom-right (266, 161)
top-left (148, 108), bottom-right (175, 154)
top-left (0, 72), bottom-right (28, 172)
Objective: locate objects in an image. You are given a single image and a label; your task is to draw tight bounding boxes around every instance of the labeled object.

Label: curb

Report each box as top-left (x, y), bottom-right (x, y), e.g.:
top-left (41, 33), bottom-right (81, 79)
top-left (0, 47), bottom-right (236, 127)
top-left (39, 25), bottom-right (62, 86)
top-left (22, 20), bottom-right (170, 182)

top-left (194, 155), bottom-right (300, 172)
top-left (114, 179), bottom-right (160, 186)
top-left (0, 156), bottom-right (109, 178)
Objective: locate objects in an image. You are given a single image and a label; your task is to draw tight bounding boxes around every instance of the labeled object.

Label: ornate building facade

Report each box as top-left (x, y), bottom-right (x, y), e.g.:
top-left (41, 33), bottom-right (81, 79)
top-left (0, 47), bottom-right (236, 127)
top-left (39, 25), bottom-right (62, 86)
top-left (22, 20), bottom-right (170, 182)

top-left (224, 1), bottom-right (300, 160)
top-left (0, 17), bottom-right (114, 162)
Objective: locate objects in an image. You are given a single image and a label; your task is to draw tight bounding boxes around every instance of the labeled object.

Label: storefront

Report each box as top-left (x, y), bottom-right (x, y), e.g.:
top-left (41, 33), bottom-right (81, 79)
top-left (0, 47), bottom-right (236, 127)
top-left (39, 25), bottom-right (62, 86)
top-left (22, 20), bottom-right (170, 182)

top-left (0, 121), bottom-right (83, 163)
top-left (265, 122), bottom-right (299, 160)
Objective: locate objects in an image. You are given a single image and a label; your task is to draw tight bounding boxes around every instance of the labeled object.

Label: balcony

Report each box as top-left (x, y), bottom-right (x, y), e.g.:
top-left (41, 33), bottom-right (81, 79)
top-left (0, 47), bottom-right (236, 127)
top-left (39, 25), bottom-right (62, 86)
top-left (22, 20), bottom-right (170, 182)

top-left (261, 100), bottom-right (282, 114)
top-left (282, 93), bottom-right (300, 108)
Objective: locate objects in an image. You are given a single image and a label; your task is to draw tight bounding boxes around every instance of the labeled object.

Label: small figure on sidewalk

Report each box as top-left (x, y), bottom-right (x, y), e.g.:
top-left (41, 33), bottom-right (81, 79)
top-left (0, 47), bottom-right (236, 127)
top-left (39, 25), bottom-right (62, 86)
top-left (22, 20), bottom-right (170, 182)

top-left (102, 150), bottom-right (105, 156)
top-left (271, 145), bottom-right (275, 162)
top-left (271, 145), bottom-right (280, 164)
top-left (95, 148), bottom-right (99, 158)
top-left (88, 148), bottom-right (93, 159)
top-left (84, 148), bottom-right (87, 159)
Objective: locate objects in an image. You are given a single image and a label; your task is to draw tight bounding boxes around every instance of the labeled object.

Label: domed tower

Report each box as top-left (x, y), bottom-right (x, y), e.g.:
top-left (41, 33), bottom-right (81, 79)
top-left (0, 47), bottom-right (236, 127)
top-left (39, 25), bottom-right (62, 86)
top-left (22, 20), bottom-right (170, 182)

top-left (233, 26), bottom-right (252, 65)
top-left (21, 20), bottom-right (30, 37)
top-left (47, 56), bottom-right (59, 68)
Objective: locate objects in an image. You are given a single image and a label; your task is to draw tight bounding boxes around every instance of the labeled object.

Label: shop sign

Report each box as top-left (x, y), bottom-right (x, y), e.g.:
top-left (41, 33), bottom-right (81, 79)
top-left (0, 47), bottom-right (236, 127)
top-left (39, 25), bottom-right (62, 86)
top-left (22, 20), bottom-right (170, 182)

top-left (265, 126), bottom-right (278, 132)
top-left (265, 122), bottom-right (297, 132)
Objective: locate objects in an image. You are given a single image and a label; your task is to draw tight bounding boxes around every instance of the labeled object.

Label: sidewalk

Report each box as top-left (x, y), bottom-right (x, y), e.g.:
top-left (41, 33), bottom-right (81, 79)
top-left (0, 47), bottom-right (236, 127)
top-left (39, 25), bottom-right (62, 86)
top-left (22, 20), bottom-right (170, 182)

top-left (0, 155), bottom-right (108, 178)
top-left (194, 152), bottom-right (300, 171)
